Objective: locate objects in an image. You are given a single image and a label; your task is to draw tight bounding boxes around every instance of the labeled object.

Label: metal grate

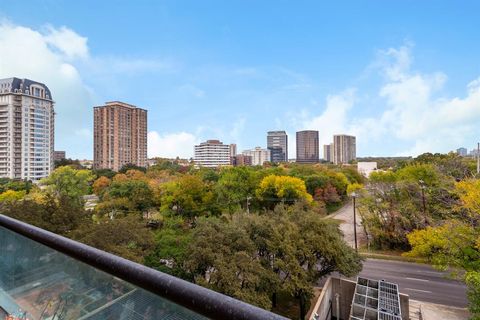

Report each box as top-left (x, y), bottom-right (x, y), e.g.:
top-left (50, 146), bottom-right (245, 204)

top-left (378, 311), bottom-right (402, 320)
top-left (378, 281), bottom-right (401, 316)
top-left (349, 277), bottom-right (402, 320)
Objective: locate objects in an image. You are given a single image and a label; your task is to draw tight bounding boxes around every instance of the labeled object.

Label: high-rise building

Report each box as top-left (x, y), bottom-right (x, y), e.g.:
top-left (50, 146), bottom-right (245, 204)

top-left (296, 130), bottom-right (319, 163)
top-left (457, 147), bottom-right (468, 157)
top-left (229, 143), bottom-right (237, 164)
top-left (242, 147), bottom-right (271, 166)
top-left (93, 101), bottom-right (147, 171)
top-left (229, 143), bottom-right (237, 157)
top-left (323, 144), bottom-right (334, 163)
top-left (194, 140), bottom-right (231, 167)
top-left (0, 78), bottom-right (54, 181)
top-left (267, 131), bottom-right (288, 162)
top-left (333, 134), bottom-right (356, 164)
top-left (53, 151), bottom-right (66, 162)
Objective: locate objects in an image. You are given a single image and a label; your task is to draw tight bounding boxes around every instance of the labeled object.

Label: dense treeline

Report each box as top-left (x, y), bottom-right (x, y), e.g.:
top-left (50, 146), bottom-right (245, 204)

top-left (0, 161), bottom-right (364, 319)
top-left (5, 153), bottom-right (477, 317)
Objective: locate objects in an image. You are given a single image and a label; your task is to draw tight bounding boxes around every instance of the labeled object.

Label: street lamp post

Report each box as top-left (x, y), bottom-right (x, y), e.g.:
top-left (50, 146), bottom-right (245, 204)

top-left (246, 196), bottom-right (252, 214)
top-left (419, 180), bottom-right (427, 225)
top-left (351, 191), bottom-right (358, 252)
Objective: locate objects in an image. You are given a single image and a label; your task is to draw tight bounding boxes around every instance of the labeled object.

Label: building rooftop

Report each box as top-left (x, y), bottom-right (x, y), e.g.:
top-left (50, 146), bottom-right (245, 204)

top-left (0, 77), bottom-right (53, 100)
top-left (198, 140), bottom-right (224, 145)
top-left (95, 101), bottom-right (147, 111)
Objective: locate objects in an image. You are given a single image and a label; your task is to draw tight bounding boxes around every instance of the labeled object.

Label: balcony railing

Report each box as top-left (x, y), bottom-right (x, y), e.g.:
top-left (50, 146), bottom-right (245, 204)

top-left (0, 214), bottom-right (287, 320)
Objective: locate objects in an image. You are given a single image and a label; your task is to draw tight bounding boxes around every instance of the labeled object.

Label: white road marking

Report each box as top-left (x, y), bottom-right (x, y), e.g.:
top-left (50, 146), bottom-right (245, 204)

top-left (405, 288), bottom-right (432, 293)
top-left (406, 277), bottom-right (430, 282)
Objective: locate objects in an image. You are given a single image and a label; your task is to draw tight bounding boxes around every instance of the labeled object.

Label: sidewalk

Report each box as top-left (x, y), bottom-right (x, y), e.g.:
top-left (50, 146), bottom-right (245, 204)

top-left (410, 300), bottom-right (470, 320)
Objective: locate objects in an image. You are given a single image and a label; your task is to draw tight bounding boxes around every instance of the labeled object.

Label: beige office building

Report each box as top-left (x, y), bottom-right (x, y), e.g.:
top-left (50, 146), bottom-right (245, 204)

top-left (93, 101), bottom-right (147, 171)
top-left (333, 134), bottom-right (356, 164)
top-left (0, 78), bottom-right (54, 182)
top-left (296, 130), bottom-right (319, 163)
top-left (194, 140), bottom-right (231, 167)
top-left (242, 147), bottom-right (271, 166)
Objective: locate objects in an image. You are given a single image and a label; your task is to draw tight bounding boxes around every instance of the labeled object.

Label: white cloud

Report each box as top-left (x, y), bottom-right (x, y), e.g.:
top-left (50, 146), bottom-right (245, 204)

top-left (0, 21), bottom-right (94, 158)
top-left (297, 43), bottom-right (480, 156)
top-left (148, 131), bottom-right (199, 159)
top-left (44, 25), bottom-right (89, 59)
top-left (0, 20), bottom-right (176, 159)
top-left (375, 45), bottom-right (480, 155)
top-left (299, 89), bottom-right (356, 149)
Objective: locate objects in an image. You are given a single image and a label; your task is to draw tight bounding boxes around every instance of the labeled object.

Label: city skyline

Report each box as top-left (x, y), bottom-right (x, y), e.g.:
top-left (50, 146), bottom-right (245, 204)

top-left (1, 2), bottom-right (480, 159)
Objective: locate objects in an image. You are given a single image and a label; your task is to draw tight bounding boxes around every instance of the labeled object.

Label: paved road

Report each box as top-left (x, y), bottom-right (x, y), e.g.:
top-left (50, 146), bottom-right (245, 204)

top-left (325, 204), bottom-right (468, 307)
top-left (358, 259), bottom-right (468, 308)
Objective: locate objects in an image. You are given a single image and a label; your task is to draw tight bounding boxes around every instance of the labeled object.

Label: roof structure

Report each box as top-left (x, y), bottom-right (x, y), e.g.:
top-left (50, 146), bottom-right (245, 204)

top-left (0, 77), bottom-right (53, 100)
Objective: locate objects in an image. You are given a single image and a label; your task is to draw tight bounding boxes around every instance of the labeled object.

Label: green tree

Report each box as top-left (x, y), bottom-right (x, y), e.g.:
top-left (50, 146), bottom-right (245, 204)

top-left (119, 163), bottom-right (147, 173)
top-left (215, 167), bottom-right (260, 213)
top-left (1, 194), bottom-right (89, 236)
top-left (0, 178), bottom-right (33, 193)
top-left (184, 206), bottom-right (362, 318)
top-left (359, 164), bottom-right (457, 249)
top-left (157, 175), bottom-right (218, 218)
top-left (41, 166), bottom-right (95, 203)
top-left (185, 216), bottom-right (278, 310)
top-left (92, 168), bottom-right (116, 179)
top-left (105, 179), bottom-right (153, 211)
top-left (54, 158), bottom-right (85, 169)
top-left (272, 205), bottom-right (363, 319)
top-left (414, 152), bottom-right (475, 180)
top-left (73, 214), bottom-right (155, 263)
top-left (145, 216), bottom-right (193, 280)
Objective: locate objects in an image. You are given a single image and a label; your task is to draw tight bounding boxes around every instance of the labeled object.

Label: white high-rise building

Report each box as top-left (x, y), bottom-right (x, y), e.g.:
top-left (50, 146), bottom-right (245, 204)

top-left (242, 147), bottom-right (271, 166)
top-left (194, 140), bottom-right (231, 167)
top-left (0, 78), bottom-right (54, 182)
top-left (333, 134), bottom-right (356, 164)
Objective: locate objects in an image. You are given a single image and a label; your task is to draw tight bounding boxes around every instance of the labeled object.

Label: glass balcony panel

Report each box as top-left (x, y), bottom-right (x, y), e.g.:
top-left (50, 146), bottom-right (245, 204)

top-left (0, 226), bottom-right (206, 320)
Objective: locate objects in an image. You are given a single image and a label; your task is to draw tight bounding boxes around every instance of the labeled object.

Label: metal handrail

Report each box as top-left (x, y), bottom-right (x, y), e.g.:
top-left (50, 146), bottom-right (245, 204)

top-left (0, 214), bottom-right (288, 320)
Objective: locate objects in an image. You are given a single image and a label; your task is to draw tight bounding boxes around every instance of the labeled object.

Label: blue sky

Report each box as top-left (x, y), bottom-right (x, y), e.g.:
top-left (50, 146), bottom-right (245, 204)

top-left (1, 1), bottom-right (480, 159)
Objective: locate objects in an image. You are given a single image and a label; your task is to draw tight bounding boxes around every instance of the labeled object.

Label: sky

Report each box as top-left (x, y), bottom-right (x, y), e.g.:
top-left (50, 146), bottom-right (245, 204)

top-left (0, 1), bottom-right (479, 160)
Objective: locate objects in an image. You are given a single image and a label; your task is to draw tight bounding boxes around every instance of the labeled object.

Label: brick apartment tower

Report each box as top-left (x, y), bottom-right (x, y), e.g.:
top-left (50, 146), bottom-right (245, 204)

top-left (93, 101), bottom-right (147, 171)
